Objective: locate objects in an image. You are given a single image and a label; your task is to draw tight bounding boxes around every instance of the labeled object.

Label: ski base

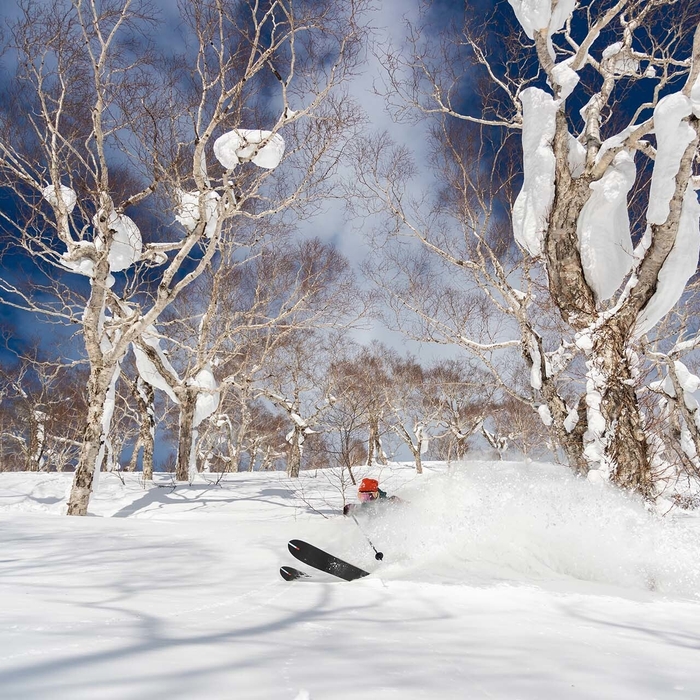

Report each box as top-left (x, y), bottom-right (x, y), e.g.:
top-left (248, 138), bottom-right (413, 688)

top-left (288, 539), bottom-right (370, 581)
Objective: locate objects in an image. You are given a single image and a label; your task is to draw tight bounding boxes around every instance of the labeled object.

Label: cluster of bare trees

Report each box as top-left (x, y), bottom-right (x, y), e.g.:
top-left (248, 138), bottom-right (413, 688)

top-left (0, 0), bottom-right (369, 513)
top-left (0, 335), bottom-right (549, 480)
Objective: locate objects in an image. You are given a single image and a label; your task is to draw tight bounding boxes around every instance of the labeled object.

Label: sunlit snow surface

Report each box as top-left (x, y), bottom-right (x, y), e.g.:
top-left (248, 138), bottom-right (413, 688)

top-left (1, 461), bottom-right (700, 699)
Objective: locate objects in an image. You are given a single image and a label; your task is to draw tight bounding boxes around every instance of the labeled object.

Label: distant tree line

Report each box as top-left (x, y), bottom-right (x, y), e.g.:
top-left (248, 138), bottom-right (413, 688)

top-left (0, 335), bottom-right (551, 478)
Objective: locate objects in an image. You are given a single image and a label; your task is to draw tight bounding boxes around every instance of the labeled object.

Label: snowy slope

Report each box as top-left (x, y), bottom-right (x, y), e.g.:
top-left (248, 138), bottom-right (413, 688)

top-left (1, 461), bottom-right (699, 699)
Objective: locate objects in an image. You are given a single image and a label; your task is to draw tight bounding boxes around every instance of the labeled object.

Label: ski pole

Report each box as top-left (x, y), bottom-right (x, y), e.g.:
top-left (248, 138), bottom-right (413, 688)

top-left (351, 513), bottom-right (384, 560)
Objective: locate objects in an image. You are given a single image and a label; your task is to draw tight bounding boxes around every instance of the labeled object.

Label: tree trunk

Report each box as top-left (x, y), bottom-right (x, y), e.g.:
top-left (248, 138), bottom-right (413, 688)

top-left (142, 381), bottom-right (156, 481)
top-left (366, 414), bottom-right (387, 465)
top-left (128, 380), bottom-right (155, 480)
top-left (414, 444), bottom-right (423, 474)
top-left (588, 323), bottom-right (653, 498)
top-left (66, 364), bottom-right (119, 516)
top-left (542, 380), bottom-right (589, 475)
top-left (236, 404), bottom-right (251, 472)
top-left (287, 426), bottom-right (303, 477)
top-left (261, 445), bottom-right (275, 471)
top-left (248, 440), bottom-right (259, 472)
top-left (522, 314), bottom-right (590, 476)
top-left (27, 409), bottom-right (46, 472)
top-left (176, 387), bottom-right (198, 481)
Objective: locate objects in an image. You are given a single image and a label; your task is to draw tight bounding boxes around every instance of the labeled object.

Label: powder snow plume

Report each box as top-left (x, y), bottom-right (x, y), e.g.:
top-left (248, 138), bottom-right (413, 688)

top-left (348, 461), bottom-right (700, 598)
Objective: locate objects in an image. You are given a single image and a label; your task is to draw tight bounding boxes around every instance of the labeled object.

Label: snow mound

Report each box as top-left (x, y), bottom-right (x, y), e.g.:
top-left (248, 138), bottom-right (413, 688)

top-left (354, 461), bottom-right (700, 598)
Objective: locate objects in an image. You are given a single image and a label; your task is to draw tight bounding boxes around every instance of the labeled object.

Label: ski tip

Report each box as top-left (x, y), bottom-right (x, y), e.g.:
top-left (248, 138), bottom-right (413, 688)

top-left (280, 566), bottom-right (309, 581)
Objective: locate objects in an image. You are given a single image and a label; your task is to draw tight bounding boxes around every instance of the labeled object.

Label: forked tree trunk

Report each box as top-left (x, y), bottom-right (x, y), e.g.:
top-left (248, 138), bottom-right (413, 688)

top-left (540, 85), bottom-right (698, 497)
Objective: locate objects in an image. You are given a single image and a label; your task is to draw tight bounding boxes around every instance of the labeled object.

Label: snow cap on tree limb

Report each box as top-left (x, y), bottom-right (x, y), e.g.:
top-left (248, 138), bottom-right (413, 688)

top-left (176, 189), bottom-right (220, 238)
top-left (42, 184), bottom-right (77, 214)
top-left (576, 151), bottom-right (635, 301)
top-left (192, 364), bottom-right (220, 428)
top-left (94, 210), bottom-right (143, 272)
top-left (691, 73), bottom-right (700, 117)
top-left (647, 94), bottom-right (696, 226)
top-left (512, 87), bottom-right (558, 256)
top-left (601, 43), bottom-right (640, 77)
top-left (635, 185), bottom-right (700, 336)
top-left (60, 241), bottom-right (96, 277)
top-left (132, 327), bottom-right (180, 404)
top-left (213, 129), bottom-right (285, 170)
top-left (551, 58), bottom-right (579, 100)
top-left (507, 0), bottom-right (577, 58)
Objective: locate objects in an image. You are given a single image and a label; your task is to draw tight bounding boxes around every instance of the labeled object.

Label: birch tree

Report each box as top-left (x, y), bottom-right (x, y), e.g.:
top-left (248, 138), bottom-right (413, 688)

top-left (0, 0), bottom-right (368, 513)
top-left (326, 341), bottom-right (397, 466)
top-left (365, 0), bottom-right (700, 499)
top-left (422, 359), bottom-right (496, 461)
top-left (262, 330), bottom-right (348, 477)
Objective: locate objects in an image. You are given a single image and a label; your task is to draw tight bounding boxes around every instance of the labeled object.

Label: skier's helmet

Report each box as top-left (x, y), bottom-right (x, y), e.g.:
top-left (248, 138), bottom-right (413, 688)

top-left (358, 478), bottom-right (379, 493)
top-left (358, 478), bottom-right (380, 501)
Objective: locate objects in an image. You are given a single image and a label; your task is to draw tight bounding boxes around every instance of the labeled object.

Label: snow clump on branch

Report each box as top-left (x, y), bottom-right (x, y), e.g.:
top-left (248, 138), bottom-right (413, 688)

top-left (647, 93), bottom-right (696, 226)
top-left (42, 184), bottom-right (77, 213)
top-left (132, 326), bottom-right (180, 404)
top-left (213, 129), bottom-right (285, 170)
top-left (175, 189), bottom-right (220, 238)
top-left (507, 0), bottom-right (576, 58)
top-left (634, 91), bottom-right (700, 336)
top-left (192, 364), bottom-right (220, 428)
top-left (94, 210), bottom-right (143, 272)
top-left (576, 150), bottom-right (635, 300)
top-left (512, 87), bottom-right (558, 256)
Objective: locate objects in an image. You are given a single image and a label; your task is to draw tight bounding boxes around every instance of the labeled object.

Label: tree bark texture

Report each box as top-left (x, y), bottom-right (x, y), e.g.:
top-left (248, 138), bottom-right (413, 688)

top-left (66, 365), bottom-right (118, 516)
top-left (589, 322), bottom-right (653, 497)
top-left (287, 426), bottom-right (303, 478)
top-left (176, 387), bottom-right (198, 481)
top-left (366, 415), bottom-right (386, 465)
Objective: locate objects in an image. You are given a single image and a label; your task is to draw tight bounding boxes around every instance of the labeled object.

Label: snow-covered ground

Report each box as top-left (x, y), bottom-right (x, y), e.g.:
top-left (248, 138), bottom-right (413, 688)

top-left (1, 460), bottom-right (700, 699)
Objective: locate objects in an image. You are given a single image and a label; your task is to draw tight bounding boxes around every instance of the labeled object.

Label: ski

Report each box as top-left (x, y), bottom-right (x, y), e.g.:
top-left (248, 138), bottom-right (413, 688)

top-left (280, 565), bottom-right (311, 581)
top-left (287, 539), bottom-right (370, 582)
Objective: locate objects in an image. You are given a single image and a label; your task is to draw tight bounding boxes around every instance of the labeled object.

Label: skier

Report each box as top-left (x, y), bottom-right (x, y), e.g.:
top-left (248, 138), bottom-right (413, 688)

top-left (343, 477), bottom-right (400, 515)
